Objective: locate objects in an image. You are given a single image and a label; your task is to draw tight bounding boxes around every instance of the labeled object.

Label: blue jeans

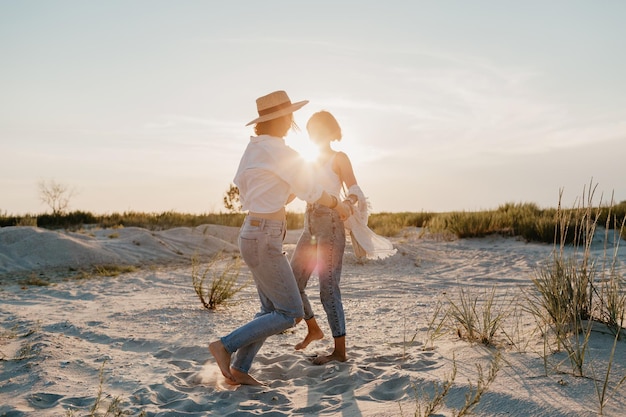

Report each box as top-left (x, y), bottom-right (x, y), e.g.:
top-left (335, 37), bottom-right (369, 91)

top-left (221, 217), bottom-right (304, 374)
top-left (290, 203), bottom-right (346, 338)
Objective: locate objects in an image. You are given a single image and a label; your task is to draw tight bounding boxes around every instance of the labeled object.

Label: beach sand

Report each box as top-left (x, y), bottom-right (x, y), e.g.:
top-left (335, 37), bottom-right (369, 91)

top-left (1, 225), bottom-right (625, 416)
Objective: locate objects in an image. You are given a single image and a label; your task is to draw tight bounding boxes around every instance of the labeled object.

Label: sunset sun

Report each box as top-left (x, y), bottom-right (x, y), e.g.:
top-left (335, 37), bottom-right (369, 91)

top-left (287, 134), bottom-right (320, 162)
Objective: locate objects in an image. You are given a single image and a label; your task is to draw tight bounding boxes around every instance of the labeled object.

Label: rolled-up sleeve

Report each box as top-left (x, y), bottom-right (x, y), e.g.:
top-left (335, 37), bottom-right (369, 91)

top-left (273, 146), bottom-right (323, 204)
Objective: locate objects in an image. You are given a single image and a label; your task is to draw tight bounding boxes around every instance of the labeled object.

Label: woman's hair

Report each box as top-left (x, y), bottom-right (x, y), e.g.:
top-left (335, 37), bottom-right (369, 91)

top-left (254, 113), bottom-right (299, 137)
top-left (306, 111), bottom-right (342, 142)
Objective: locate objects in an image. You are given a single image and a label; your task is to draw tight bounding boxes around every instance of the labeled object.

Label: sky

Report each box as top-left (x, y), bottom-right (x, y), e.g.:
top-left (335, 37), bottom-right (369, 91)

top-left (1, 1), bottom-right (625, 215)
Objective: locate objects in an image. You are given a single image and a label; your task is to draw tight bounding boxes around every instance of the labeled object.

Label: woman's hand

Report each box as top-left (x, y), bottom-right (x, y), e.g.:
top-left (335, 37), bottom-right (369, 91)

top-left (334, 200), bottom-right (352, 221)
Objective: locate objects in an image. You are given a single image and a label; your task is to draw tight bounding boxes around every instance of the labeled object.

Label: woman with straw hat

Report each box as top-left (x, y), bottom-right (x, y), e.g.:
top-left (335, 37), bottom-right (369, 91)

top-left (209, 90), bottom-right (351, 386)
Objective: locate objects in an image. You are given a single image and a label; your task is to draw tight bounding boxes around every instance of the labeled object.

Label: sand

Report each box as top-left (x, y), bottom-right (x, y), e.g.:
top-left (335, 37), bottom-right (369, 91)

top-left (1, 224), bottom-right (626, 416)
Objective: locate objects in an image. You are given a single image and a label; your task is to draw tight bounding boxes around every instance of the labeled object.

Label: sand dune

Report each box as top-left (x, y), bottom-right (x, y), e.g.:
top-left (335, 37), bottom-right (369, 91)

top-left (1, 225), bottom-right (626, 416)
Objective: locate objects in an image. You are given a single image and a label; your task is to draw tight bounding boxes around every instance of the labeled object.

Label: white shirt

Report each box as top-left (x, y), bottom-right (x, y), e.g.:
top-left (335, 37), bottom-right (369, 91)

top-left (233, 135), bottom-right (323, 213)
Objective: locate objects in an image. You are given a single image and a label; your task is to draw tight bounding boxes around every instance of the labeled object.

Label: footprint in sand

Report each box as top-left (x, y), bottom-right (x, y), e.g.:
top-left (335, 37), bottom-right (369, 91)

top-left (27, 393), bottom-right (64, 409)
top-left (368, 374), bottom-right (412, 401)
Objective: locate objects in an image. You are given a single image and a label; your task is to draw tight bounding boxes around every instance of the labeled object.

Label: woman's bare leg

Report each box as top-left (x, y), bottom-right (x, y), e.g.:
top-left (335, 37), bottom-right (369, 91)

top-left (313, 336), bottom-right (346, 365)
top-left (209, 340), bottom-right (235, 382)
top-left (229, 368), bottom-right (264, 386)
top-left (295, 317), bottom-right (324, 350)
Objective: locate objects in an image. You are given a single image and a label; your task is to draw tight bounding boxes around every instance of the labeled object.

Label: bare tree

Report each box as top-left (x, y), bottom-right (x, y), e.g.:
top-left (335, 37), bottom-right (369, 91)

top-left (223, 183), bottom-right (242, 213)
top-left (38, 180), bottom-right (75, 215)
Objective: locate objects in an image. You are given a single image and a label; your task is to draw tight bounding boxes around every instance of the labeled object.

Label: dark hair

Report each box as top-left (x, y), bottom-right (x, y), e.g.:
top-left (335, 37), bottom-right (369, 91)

top-left (306, 111), bottom-right (342, 141)
top-left (254, 114), bottom-right (300, 137)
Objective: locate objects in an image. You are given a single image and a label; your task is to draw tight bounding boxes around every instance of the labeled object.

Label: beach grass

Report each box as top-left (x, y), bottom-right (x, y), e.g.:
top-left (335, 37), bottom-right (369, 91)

top-left (402, 351), bottom-right (500, 417)
top-left (447, 287), bottom-right (509, 346)
top-left (405, 357), bottom-right (457, 417)
top-left (517, 184), bottom-right (626, 412)
top-left (191, 253), bottom-right (248, 310)
top-left (3, 199), bottom-right (624, 244)
top-left (64, 360), bottom-right (147, 417)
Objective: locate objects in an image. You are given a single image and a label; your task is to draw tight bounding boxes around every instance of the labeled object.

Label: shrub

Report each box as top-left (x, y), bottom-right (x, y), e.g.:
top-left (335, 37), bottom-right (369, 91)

top-left (192, 254), bottom-right (248, 310)
top-left (448, 287), bottom-right (508, 346)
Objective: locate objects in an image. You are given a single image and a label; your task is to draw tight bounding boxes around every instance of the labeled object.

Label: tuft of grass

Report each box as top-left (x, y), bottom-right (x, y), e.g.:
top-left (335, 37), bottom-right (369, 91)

top-left (192, 253), bottom-right (248, 310)
top-left (407, 355), bottom-right (457, 417)
top-left (402, 352), bottom-right (500, 417)
top-left (528, 256), bottom-right (594, 347)
top-left (448, 287), bottom-right (508, 346)
top-left (422, 299), bottom-right (449, 351)
top-left (590, 329), bottom-right (626, 415)
top-left (93, 264), bottom-right (137, 277)
top-left (597, 216), bottom-right (626, 339)
top-left (525, 184), bottom-right (604, 376)
top-left (526, 180), bottom-right (626, 404)
top-left (453, 351), bottom-right (501, 417)
top-left (1, 325), bottom-right (39, 361)
top-left (66, 264), bottom-right (137, 280)
top-left (65, 360), bottom-right (147, 417)
top-left (18, 274), bottom-right (51, 287)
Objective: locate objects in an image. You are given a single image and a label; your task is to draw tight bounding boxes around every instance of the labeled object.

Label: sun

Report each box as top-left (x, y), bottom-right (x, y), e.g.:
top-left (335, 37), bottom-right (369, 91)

top-left (286, 134), bottom-right (320, 162)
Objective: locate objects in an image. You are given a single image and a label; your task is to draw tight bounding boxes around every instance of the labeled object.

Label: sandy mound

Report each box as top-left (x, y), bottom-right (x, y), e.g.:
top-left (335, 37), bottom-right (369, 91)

top-left (0, 225), bottom-right (239, 279)
top-left (1, 226), bottom-right (626, 416)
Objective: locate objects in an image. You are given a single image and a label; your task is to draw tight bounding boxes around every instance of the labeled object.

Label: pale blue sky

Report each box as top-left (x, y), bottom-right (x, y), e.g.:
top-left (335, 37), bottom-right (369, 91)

top-left (1, 1), bottom-right (625, 214)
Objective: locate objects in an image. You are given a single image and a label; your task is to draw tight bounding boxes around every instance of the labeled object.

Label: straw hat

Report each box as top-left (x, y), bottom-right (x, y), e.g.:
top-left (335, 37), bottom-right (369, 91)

top-left (245, 90), bottom-right (308, 126)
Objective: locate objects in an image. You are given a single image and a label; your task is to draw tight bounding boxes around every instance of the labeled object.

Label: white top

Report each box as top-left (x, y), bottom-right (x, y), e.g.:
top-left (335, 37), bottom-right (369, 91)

top-left (233, 135), bottom-right (323, 213)
top-left (316, 153), bottom-right (342, 199)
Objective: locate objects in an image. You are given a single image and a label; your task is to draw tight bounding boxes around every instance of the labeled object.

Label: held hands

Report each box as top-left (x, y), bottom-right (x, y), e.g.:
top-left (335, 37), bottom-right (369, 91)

top-left (335, 200), bottom-right (353, 221)
top-left (327, 194), bottom-right (352, 221)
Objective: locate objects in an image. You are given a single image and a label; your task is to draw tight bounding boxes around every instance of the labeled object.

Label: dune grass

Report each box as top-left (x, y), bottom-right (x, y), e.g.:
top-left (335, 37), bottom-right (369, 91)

top-left (2, 196), bottom-right (625, 244)
top-left (4, 199), bottom-right (624, 244)
top-left (402, 352), bottom-right (501, 417)
top-left (192, 253), bottom-right (249, 310)
top-left (403, 183), bottom-right (626, 415)
top-left (0, 210), bottom-right (308, 233)
top-left (447, 287), bottom-right (509, 347)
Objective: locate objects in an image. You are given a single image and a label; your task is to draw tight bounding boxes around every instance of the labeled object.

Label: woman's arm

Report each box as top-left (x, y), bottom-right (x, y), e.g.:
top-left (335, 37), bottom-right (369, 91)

top-left (334, 151), bottom-right (357, 189)
top-left (335, 151), bottom-right (367, 215)
top-left (316, 190), bottom-right (351, 220)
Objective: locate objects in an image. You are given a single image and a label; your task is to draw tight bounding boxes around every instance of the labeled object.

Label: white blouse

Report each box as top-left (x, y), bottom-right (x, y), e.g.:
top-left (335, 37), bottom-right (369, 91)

top-left (234, 135), bottom-right (323, 213)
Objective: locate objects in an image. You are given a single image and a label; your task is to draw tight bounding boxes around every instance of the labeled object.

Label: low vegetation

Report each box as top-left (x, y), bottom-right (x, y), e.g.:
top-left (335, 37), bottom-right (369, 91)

top-left (402, 352), bottom-right (501, 417)
top-left (65, 360), bottom-right (147, 417)
top-left (192, 253), bottom-right (249, 310)
top-left (2, 199), bottom-right (625, 244)
top-left (402, 183), bottom-right (626, 415)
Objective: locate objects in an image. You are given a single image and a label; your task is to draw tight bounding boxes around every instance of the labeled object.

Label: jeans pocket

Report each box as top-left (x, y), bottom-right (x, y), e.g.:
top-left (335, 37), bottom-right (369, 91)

top-left (267, 225), bottom-right (284, 239)
top-left (239, 236), bottom-right (260, 268)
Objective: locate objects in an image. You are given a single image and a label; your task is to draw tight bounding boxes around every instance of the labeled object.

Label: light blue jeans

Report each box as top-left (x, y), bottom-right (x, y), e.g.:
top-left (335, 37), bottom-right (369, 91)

top-left (220, 217), bottom-right (304, 374)
top-left (290, 203), bottom-right (346, 338)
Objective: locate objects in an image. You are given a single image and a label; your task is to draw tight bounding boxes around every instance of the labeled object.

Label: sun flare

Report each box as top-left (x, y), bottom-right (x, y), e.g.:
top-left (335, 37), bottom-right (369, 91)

top-left (287, 135), bottom-right (320, 162)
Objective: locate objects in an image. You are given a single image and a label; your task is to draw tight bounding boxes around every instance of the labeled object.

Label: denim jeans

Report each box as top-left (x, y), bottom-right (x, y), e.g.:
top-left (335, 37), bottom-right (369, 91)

top-left (221, 217), bottom-right (304, 374)
top-left (290, 203), bottom-right (346, 338)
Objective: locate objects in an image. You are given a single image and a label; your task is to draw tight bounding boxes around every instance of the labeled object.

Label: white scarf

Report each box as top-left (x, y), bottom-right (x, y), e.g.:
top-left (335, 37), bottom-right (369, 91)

top-left (343, 185), bottom-right (396, 260)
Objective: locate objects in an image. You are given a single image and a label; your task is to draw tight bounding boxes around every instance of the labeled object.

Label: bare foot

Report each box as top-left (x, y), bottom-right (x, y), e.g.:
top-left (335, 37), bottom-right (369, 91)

top-left (209, 341), bottom-right (235, 382)
top-left (295, 328), bottom-right (324, 350)
top-left (312, 352), bottom-right (347, 365)
top-left (231, 368), bottom-right (265, 386)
